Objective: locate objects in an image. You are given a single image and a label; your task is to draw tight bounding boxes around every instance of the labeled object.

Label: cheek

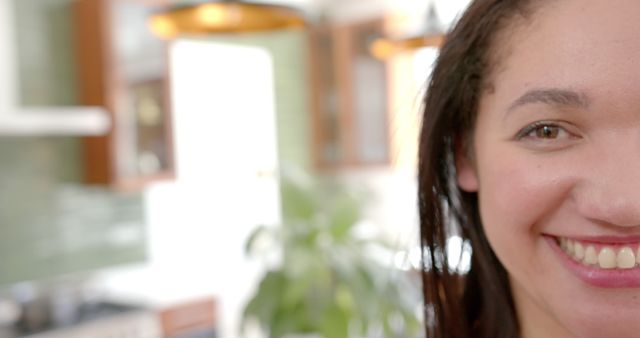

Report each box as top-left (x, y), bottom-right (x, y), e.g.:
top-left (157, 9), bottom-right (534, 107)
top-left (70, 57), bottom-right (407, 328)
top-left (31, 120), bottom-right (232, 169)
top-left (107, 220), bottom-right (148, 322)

top-left (475, 152), bottom-right (573, 266)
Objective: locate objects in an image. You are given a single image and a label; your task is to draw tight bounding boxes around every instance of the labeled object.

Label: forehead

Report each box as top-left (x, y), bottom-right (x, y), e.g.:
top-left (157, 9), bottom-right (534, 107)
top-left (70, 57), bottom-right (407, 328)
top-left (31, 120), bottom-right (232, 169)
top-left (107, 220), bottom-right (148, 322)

top-left (486, 0), bottom-right (640, 112)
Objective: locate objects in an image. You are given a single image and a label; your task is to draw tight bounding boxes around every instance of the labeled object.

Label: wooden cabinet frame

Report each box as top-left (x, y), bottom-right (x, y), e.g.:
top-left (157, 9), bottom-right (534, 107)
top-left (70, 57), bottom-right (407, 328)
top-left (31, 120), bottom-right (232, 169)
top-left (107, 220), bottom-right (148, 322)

top-left (308, 18), bottom-right (391, 170)
top-left (74, 0), bottom-right (175, 190)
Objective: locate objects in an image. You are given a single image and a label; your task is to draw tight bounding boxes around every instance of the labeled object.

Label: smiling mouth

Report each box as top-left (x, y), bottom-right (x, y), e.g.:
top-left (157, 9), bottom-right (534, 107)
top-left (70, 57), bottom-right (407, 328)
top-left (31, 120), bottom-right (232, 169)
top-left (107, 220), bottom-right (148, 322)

top-left (557, 237), bottom-right (640, 270)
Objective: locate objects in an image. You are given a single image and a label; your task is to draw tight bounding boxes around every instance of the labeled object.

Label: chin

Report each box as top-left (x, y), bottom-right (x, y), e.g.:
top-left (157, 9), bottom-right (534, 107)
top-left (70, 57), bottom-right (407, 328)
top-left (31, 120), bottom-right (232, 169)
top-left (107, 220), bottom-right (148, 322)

top-left (561, 300), bottom-right (640, 338)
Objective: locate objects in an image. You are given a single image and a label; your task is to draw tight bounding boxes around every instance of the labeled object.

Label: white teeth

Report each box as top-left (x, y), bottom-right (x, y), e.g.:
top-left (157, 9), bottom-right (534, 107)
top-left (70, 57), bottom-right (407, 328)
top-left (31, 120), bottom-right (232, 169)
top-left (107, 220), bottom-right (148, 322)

top-left (567, 240), bottom-right (575, 255)
top-left (584, 246), bottom-right (598, 265)
top-left (558, 238), bottom-right (640, 269)
top-left (617, 247), bottom-right (636, 269)
top-left (574, 242), bottom-right (585, 260)
top-left (598, 247), bottom-right (616, 269)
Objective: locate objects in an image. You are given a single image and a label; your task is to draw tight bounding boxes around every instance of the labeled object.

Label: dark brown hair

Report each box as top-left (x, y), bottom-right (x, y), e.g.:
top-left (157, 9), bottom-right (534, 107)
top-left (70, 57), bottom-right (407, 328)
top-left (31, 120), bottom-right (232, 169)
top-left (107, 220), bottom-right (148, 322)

top-left (418, 1), bottom-right (543, 337)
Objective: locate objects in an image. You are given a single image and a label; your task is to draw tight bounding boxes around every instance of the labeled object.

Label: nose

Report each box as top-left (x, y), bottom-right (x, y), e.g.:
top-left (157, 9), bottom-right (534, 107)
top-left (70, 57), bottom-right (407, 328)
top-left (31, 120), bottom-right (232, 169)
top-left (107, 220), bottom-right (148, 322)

top-left (573, 145), bottom-right (640, 228)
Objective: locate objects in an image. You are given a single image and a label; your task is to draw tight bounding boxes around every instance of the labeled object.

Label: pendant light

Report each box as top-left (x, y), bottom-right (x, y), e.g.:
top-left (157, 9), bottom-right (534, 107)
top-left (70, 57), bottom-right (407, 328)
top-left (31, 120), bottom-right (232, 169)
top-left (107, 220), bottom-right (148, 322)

top-left (149, 0), bottom-right (306, 39)
top-left (370, 3), bottom-right (445, 60)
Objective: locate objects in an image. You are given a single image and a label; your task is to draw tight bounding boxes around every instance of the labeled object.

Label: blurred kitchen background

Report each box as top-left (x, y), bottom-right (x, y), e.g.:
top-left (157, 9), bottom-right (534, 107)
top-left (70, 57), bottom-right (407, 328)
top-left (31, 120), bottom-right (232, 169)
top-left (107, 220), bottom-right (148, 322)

top-left (0, 0), bottom-right (471, 337)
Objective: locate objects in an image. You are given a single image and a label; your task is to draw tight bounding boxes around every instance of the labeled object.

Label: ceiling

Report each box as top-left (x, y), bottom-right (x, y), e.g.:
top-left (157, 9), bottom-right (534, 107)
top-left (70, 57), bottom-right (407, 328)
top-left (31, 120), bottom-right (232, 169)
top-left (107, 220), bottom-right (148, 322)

top-left (261, 0), bottom-right (472, 26)
top-left (170, 0), bottom-right (472, 27)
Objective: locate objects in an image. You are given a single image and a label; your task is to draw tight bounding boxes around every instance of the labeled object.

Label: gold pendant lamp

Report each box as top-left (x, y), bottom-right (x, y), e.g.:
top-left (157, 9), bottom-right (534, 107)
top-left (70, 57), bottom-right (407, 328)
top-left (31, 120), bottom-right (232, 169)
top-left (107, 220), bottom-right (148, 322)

top-left (149, 0), bottom-right (306, 39)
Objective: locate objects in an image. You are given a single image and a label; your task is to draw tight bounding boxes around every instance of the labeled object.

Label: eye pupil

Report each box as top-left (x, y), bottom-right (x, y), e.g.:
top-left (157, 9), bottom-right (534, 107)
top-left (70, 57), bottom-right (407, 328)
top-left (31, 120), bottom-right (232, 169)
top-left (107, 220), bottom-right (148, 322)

top-left (536, 125), bottom-right (559, 139)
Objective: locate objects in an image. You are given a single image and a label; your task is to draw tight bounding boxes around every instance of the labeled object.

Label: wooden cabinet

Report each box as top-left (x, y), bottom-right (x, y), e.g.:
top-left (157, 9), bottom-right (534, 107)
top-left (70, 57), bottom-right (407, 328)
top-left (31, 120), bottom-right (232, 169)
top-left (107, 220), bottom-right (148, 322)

top-left (73, 0), bottom-right (175, 190)
top-left (309, 19), bottom-right (391, 169)
top-left (159, 298), bottom-right (217, 337)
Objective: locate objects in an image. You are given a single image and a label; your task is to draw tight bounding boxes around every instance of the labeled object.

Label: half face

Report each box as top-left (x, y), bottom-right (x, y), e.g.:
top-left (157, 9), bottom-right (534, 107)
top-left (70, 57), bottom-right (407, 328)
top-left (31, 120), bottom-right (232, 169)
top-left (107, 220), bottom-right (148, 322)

top-left (456, 1), bottom-right (640, 337)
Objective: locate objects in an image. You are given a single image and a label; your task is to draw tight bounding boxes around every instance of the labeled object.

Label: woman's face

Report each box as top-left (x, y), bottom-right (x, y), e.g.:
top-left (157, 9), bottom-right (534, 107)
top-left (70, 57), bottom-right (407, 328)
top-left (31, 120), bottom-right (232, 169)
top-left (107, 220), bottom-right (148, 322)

top-left (456, 0), bottom-right (640, 337)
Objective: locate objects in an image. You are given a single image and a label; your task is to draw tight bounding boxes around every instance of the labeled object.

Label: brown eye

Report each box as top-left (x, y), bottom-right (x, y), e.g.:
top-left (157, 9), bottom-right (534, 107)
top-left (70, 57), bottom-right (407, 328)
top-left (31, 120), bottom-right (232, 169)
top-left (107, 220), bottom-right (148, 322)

top-left (535, 125), bottom-right (560, 139)
top-left (515, 121), bottom-right (580, 150)
top-left (516, 122), bottom-right (573, 141)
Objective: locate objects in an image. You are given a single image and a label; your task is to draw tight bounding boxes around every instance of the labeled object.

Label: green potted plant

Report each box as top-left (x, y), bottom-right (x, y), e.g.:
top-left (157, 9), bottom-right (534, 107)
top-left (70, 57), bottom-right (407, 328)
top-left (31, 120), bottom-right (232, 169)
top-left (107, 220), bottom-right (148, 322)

top-left (242, 168), bottom-right (421, 338)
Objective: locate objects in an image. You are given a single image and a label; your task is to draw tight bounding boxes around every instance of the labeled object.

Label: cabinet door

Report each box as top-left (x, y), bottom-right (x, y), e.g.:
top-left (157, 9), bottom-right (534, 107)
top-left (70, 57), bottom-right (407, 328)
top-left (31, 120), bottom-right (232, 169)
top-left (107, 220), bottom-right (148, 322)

top-left (74, 0), bottom-right (175, 190)
top-left (309, 19), bottom-right (390, 169)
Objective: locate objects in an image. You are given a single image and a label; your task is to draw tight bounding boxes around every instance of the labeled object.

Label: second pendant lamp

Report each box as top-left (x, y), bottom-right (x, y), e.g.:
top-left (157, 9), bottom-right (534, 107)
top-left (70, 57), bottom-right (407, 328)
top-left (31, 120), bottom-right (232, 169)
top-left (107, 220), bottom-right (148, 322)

top-left (370, 3), bottom-right (445, 60)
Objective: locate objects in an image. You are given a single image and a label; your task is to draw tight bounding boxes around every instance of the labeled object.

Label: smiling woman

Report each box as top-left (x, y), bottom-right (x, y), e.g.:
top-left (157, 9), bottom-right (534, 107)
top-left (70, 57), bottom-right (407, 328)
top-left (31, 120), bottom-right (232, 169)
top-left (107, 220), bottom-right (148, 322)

top-left (418, 0), bottom-right (640, 338)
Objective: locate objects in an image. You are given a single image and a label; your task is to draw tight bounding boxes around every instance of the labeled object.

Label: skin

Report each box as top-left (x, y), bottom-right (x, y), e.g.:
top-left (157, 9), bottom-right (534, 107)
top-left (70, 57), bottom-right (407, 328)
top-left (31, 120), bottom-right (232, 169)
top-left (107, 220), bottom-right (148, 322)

top-left (456, 1), bottom-right (640, 337)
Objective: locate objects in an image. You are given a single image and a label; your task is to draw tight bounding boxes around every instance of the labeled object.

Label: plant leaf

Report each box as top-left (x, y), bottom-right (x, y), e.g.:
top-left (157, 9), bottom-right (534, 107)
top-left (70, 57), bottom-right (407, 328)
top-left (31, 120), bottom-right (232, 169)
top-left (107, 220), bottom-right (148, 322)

top-left (328, 195), bottom-right (360, 240)
top-left (243, 271), bottom-right (287, 328)
top-left (320, 303), bottom-right (349, 338)
top-left (244, 224), bottom-right (271, 255)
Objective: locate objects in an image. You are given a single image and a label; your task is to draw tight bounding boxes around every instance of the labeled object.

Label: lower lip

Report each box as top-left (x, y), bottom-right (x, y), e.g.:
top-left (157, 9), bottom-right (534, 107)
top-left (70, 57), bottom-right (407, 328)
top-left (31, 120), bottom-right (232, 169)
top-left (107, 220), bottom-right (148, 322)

top-left (545, 236), bottom-right (640, 288)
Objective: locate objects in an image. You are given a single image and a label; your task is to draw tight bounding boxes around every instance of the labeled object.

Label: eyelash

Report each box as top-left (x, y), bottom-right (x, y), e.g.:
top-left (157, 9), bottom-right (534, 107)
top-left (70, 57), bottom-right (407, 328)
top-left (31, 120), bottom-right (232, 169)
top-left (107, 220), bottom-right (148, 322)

top-left (516, 121), bottom-right (571, 140)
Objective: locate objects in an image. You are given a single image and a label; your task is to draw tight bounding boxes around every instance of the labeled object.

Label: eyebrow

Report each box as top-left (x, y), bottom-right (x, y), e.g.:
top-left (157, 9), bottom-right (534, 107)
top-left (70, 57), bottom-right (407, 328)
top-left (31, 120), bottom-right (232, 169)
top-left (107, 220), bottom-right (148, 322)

top-left (505, 88), bottom-right (590, 117)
